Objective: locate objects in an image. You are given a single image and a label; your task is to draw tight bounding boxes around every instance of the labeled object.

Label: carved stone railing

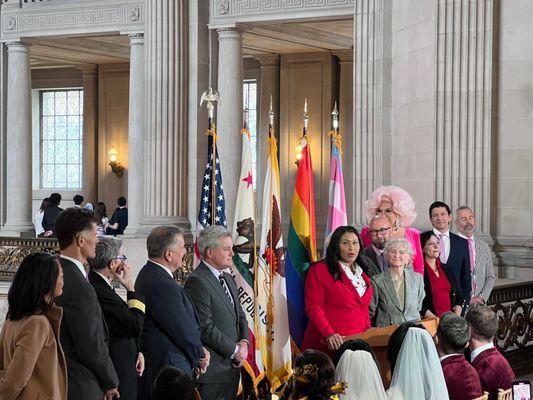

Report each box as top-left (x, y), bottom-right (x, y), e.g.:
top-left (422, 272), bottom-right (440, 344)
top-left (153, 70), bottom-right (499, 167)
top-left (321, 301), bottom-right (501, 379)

top-left (0, 237), bottom-right (59, 281)
top-left (0, 236), bottom-right (196, 284)
top-left (487, 281), bottom-right (533, 375)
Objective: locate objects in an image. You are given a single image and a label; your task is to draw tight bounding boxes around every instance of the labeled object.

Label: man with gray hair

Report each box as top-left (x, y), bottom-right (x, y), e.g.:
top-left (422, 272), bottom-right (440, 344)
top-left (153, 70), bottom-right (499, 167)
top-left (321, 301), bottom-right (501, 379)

top-left (455, 206), bottom-right (495, 304)
top-left (135, 226), bottom-right (209, 400)
top-left (436, 312), bottom-right (482, 400)
top-left (185, 225), bottom-right (249, 400)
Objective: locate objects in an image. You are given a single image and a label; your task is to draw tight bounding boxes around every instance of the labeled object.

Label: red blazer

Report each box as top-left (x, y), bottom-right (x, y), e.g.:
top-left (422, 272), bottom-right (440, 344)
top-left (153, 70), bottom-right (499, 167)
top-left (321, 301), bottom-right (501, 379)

top-left (472, 347), bottom-right (515, 400)
top-left (302, 261), bottom-right (372, 355)
top-left (441, 354), bottom-right (482, 400)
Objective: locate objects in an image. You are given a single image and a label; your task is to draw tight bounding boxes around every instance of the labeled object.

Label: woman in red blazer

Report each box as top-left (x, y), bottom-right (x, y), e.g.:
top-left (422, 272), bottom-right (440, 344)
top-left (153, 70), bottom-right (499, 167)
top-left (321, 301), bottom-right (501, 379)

top-left (302, 226), bottom-right (373, 355)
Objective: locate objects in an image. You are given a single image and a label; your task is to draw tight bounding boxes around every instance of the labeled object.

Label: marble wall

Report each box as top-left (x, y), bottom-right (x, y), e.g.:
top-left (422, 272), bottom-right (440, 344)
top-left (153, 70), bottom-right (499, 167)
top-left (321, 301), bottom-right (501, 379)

top-left (495, 0), bottom-right (533, 277)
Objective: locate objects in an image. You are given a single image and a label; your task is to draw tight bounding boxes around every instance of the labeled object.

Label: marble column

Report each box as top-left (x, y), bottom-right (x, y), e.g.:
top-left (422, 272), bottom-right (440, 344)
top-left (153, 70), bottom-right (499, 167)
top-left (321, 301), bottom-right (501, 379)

top-left (353, 0), bottom-right (393, 226)
top-left (0, 44), bottom-right (7, 227)
top-left (78, 66), bottom-right (98, 207)
top-left (139, 0), bottom-right (189, 232)
top-left (435, 0), bottom-right (494, 236)
top-left (123, 33), bottom-right (144, 236)
top-left (334, 50), bottom-right (354, 222)
top-left (216, 27), bottom-right (243, 229)
top-left (2, 42), bottom-right (33, 235)
top-left (255, 54), bottom-right (279, 223)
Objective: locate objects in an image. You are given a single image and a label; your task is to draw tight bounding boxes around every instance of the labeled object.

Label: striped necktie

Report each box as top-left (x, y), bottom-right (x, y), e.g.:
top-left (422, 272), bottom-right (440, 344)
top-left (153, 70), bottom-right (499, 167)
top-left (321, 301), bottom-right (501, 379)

top-left (219, 274), bottom-right (234, 305)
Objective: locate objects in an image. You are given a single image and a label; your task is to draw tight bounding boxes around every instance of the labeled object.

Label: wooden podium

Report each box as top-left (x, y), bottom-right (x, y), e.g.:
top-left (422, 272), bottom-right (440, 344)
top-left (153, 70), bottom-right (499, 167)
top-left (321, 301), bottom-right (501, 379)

top-left (344, 318), bottom-right (439, 388)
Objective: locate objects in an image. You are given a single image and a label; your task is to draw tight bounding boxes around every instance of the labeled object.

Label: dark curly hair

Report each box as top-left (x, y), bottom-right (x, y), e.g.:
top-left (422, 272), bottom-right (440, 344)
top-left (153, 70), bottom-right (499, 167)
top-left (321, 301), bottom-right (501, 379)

top-left (7, 252), bottom-right (60, 321)
top-left (292, 350), bottom-right (336, 400)
top-left (324, 225), bottom-right (366, 281)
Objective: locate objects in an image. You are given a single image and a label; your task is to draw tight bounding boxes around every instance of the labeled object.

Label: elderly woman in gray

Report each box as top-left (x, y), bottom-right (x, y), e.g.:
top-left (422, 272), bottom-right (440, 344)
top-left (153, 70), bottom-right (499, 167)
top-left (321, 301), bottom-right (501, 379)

top-left (369, 238), bottom-right (425, 327)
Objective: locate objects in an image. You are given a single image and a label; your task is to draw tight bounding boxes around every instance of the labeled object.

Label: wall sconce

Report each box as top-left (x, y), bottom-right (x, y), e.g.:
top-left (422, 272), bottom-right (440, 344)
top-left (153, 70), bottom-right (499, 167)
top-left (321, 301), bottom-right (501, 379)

top-left (108, 147), bottom-right (124, 178)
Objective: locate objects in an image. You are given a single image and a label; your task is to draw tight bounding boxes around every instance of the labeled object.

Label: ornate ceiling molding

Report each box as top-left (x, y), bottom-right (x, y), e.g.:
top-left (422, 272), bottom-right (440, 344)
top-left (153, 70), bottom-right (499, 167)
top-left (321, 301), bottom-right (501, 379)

top-left (210, 0), bottom-right (354, 27)
top-left (0, 0), bottom-right (144, 40)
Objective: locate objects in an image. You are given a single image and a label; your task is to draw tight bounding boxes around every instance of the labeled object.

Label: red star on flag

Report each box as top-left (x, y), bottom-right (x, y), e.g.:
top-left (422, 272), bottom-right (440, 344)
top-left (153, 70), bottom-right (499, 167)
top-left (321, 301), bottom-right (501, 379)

top-left (242, 171), bottom-right (253, 188)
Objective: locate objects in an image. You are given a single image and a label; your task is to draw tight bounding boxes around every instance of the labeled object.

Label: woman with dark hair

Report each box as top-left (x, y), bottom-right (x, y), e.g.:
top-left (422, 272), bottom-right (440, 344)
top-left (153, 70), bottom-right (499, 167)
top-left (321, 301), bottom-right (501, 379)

top-left (420, 231), bottom-right (463, 318)
top-left (290, 350), bottom-right (345, 400)
top-left (332, 338), bottom-right (378, 367)
top-left (94, 201), bottom-right (109, 237)
top-left (152, 366), bottom-right (200, 400)
top-left (34, 197), bottom-right (49, 237)
top-left (302, 226), bottom-right (372, 355)
top-left (387, 321), bottom-right (426, 373)
top-left (0, 252), bottom-right (67, 399)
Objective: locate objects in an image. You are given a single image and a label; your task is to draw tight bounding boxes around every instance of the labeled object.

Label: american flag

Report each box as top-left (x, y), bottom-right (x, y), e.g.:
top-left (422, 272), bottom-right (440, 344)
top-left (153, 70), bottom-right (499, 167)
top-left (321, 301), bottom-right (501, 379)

top-left (197, 129), bottom-right (227, 230)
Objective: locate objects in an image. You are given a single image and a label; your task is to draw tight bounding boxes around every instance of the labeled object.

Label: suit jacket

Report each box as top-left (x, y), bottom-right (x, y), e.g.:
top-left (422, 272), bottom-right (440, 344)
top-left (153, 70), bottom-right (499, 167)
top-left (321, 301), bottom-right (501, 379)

top-left (441, 354), bottom-right (482, 400)
top-left (41, 205), bottom-right (63, 233)
top-left (302, 261), bottom-right (372, 355)
top-left (369, 268), bottom-right (425, 327)
top-left (435, 231), bottom-right (472, 302)
top-left (88, 270), bottom-right (145, 400)
top-left (361, 246), bottom-right (383, 277)
top-left (0, 306), bottom-right (67, 400)
top-left (135, 261), bottom-right (204, 400)
top-left (473, 238), bottom-right (495, 301)
top-left (472, 347), bottom-right (515, 400)
top-left (55, 258), bottom-right (118, 400)
top-left (421, 260), bottom-right (463, 316)
top-left (184, 262), bottom-right (249, 384)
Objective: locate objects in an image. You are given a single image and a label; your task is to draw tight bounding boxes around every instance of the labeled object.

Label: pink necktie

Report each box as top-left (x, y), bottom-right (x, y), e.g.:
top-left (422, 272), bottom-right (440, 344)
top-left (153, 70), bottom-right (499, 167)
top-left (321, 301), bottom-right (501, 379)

top-left (439, 234), bottom-right (447, 264)
top-left (468, 238), bottom-right (477, 295)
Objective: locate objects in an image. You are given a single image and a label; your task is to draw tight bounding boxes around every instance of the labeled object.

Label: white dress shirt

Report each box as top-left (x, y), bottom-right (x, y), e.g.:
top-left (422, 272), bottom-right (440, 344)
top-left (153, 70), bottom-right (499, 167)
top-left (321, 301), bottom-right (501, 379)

top-left (433, 228), bottom-right (450, 263)
top-left (470, 342), bottom-right (494, 362)
top-left (339, 261), bottom-right (367, 298)
top-left (439, 353), bottom-right (461, 362)
top-left (149, 259), bottom-right (174, 278)
top-left (60, 255), bottom-right (87, 279)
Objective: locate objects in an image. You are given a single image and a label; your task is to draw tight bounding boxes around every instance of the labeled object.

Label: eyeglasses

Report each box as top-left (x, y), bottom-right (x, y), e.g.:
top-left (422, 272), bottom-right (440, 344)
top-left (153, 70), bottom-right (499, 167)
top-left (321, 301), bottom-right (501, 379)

top-left (368, 227), bottom-right (391, 237)
top-left (115, 255), bottom-right (128, 262)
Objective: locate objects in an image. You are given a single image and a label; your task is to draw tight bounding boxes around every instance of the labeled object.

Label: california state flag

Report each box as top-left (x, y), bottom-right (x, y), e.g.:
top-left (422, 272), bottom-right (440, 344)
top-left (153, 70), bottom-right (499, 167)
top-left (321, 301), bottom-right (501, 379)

top-left (256, 128), bottom-right (292, 392)
top-left (230, 124), bottom-right (263, 388)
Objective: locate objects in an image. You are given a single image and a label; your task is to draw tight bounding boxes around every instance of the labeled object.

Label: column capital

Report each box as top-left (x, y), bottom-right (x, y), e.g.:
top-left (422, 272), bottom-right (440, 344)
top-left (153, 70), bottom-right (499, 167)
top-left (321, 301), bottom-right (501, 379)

top-left (255, 54), bottom-right (280, 67)
top-left (6, 41), bottom-right (28, 53)
top-left (128, 33), bottom-right (144, 46)
top-left (333, 49), bottom-right (353, 62)
top-left (76, 65), bottom-right (97, 77)
top-left (217, 27), bottom-right (242, 40)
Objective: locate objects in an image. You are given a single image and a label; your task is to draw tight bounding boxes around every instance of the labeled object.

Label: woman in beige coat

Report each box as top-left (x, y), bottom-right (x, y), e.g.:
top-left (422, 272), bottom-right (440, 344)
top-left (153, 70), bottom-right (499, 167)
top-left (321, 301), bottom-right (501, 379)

top-left (0, 252), bottom-right (67, 399)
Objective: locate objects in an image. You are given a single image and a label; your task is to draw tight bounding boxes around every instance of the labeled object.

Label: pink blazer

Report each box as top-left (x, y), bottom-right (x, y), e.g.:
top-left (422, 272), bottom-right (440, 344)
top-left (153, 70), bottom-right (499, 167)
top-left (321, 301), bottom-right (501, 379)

top-left (302, 261), bottom-right (372, 355)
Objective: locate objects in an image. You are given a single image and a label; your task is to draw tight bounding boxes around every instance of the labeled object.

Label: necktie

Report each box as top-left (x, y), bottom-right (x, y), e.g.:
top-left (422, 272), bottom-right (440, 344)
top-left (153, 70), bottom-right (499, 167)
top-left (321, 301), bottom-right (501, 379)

top-left (378, 252), bottom-right (388, 271)
top-left (439, 234), bottom-right (447, 264)
top-left (219, 274), bottom-right (234, 305)
top-left (468, 238), bottom-right (477, 295)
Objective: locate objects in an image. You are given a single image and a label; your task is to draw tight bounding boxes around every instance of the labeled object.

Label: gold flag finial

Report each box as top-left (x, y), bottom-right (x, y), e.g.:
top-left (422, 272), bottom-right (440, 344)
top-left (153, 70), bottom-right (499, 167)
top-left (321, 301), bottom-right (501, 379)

top-left (200, 87), bottom-right (221, 119)
top-left (331, 101), bottom-right (339, 131)
top-left (303, 98), bottom-right (309, 131)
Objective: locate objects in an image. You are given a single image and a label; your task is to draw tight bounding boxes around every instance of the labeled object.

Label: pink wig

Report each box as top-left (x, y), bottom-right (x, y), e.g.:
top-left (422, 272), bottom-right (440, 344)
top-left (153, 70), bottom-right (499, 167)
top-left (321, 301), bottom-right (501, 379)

top-left (363, 186), bottom-right (417, 226)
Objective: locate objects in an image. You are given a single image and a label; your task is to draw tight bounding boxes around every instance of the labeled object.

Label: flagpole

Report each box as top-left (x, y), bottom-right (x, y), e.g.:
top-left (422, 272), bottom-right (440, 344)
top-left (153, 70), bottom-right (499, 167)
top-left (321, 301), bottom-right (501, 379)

top-left (200, 88), bottom-right (221, 226)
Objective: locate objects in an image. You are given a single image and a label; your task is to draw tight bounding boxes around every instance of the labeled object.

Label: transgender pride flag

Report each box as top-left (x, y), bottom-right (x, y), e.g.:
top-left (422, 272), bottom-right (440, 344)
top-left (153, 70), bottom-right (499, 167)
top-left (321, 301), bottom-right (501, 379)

top-left (324, 124), bottom-right (347, 250)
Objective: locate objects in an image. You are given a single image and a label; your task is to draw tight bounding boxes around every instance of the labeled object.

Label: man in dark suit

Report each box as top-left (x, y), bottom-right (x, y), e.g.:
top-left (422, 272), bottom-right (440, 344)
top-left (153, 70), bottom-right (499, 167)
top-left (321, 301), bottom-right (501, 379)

top-left (466, 305), bottom-right (515, 400)
top-left (185, 225), bottom-right (249, 400)
top-left (107, 196), bottom-right (128, 235)
top-left (135, 226), bottom-right (209, 400)
top-left (88, 236), bottom-right (146, 400)
top-left (54, 208), bottom-right (119, 400)
top-left (436, 312), bottom-right (483, 400)
top-left (41, 192), bottom-right (63, 236)
top-left (361, 215), bottom-right (391, 277)
top-left (429, 201), bottom-right (472, 304)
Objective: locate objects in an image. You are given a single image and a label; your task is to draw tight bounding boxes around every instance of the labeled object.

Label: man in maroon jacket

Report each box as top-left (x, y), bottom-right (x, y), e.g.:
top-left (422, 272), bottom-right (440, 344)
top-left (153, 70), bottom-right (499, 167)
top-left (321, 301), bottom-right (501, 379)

top-left (436, 312), bottom-right (483, 400)
top-left (466, 305), bottom-right (515, 400)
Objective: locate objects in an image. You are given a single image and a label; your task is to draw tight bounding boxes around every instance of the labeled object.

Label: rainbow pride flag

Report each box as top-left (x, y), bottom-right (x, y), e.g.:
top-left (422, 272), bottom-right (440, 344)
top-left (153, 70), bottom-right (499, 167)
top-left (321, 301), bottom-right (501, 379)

top-left (285, 134), bottom-right (317, 349)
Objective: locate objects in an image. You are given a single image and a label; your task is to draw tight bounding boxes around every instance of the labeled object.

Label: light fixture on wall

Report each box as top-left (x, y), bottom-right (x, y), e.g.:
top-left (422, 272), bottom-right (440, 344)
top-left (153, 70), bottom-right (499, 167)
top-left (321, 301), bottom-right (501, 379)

top-left (108, 146), bottom-right (124, 178)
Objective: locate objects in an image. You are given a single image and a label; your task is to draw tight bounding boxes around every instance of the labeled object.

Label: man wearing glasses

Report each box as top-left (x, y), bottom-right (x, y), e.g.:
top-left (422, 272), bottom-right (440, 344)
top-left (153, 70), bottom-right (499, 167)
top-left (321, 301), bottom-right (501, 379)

top-left (362, 215), bottom-right (392, 277)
